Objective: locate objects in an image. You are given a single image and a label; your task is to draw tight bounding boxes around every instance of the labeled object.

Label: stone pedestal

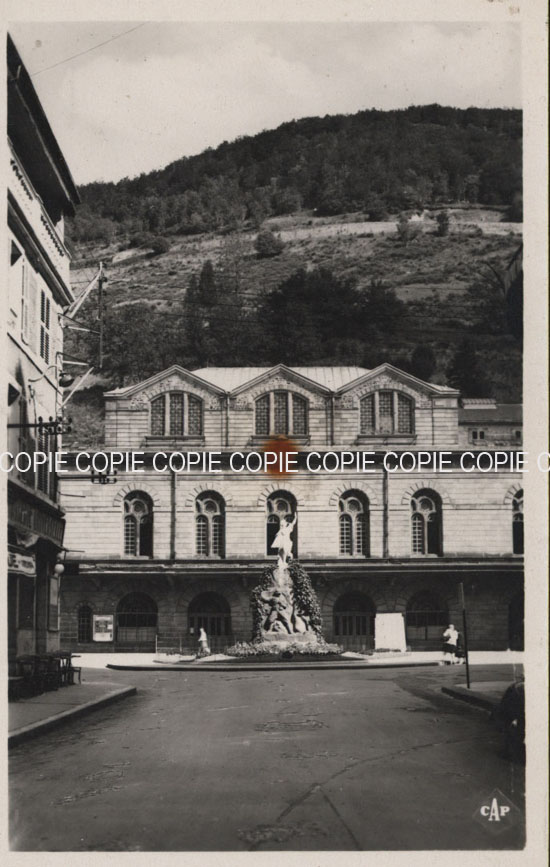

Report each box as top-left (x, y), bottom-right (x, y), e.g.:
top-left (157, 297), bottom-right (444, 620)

top-left (374, 612), bottom-right (407, 652)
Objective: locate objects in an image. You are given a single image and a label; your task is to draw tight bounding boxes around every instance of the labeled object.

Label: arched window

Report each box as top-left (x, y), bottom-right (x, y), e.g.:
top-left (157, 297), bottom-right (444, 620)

top-left (411, 490), bottom-right (442, 555)
top-left (255, 391), bottom-right (308, 436)
top-left (266, 491), bottom-right (297, 556)
top-left (333, 592), bottom-right (376, 648)
top-left (188, 592), bottom-right (232, 638)
top-left (77, 604), bottom-right (93, 643)
top-left (150, 392), bottom-right (203, 437)
top-left (406, 591), bottom-right (448, 643)
top-left (195, 492), bottom-right (225, 557)
top-left (124, 492), bottom-right (153, 557)
top-left (339, 491), bottom-right (369, 556)
top-left (512, 490), bottom-right (523, 555)
top-left (116, 592), bottom-right (157, 647)
top-left (360, 391), bottom-right (414, 435)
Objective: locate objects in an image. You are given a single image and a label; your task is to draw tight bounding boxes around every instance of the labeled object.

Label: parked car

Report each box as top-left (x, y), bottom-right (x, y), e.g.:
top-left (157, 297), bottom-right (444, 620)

top-left (494, 681), bottom-right (525, 763)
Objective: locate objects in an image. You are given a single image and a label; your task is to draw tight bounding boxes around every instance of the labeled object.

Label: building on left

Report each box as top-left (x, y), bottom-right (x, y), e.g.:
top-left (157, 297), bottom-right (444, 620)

top-left (6, 35), bottom-right (80, 659)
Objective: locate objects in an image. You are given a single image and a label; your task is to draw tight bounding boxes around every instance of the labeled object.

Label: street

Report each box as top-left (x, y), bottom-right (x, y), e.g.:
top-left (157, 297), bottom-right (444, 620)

top-left (9, 664), bottom-right (524, 851)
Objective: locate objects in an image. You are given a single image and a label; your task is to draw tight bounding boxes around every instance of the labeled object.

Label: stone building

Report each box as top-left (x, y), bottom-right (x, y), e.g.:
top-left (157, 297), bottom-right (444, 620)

top-left (6, 35), bottom-right (80, 658)
top-left (58, 363), bottom-right (524, 654)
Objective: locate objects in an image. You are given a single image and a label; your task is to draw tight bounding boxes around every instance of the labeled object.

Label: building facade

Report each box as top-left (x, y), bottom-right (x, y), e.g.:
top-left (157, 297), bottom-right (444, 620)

top-left (6, 35), bottom-right (80, 659)
top-left (59, 363), bottom-right (524, 654)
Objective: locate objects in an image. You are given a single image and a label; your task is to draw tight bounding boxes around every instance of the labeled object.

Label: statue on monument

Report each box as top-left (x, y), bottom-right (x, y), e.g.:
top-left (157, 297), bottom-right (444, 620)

top-left (272, 514), bottom-right (297, 571)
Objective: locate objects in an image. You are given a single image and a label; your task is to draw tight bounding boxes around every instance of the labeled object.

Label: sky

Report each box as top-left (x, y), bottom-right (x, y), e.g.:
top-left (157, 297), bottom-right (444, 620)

top-left (8, 20), bottom-right (521, 186)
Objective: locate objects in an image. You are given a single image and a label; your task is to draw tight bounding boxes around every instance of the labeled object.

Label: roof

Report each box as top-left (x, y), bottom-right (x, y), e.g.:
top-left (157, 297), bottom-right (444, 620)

top-left (459, 404), bottom-right (522, 424)
top-left (7, 34), bottom-right (80, 217)
top-left (192, 366), bottom-right (370, 391)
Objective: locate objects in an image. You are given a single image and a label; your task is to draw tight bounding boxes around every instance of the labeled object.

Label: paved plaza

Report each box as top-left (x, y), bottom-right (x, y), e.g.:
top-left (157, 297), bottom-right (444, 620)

top-left (9, 664), bottom-right (524, 851)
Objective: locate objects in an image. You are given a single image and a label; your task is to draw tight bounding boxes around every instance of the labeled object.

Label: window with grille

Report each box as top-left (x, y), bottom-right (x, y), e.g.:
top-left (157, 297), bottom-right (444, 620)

top-left (378, 391), bottom-right (393, 433)
top-left (255, 391), bottom-right (308, 436)
top-left (123, 492), bottom-right (153, 556)
top-left (40, 290), bottom-right (51, 364)
top-left (512, 490), bottom-right (524, 555)
top-left (397, 393), bottom-right (414, 433)
top-left (150, 392), bottom-right (203, 436)
top-left (151, 395), bottom-right (166, 435)
top-left (333, 592), bottom-right (375, 642)
top-left (195, 493), bottom-right (225, 557)
top-left (78, 605), bottom-right (93, 643)
top-left (411, 490), bottom-right (442, 555)
top-left (255, 394), bottom-right (270, 435)
top-left (188, 395), bottom-right (203, 435)
top-left (188, 592), bottom-right (231, 638)
top-left (360, 394), bottom-right (375, 434)
top-left (169, 392), bottom-right (184, 436)
top-left (339, 491), bottom-right (369, 556)
top-left (360, 391), bottom-right (414, 435)
top-left (406, 591), bottom-right (448, 641)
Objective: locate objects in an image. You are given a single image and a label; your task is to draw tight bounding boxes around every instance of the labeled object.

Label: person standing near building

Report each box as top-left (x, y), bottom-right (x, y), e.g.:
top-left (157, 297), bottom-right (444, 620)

top-left (442, 623), bottom-right (459, 664)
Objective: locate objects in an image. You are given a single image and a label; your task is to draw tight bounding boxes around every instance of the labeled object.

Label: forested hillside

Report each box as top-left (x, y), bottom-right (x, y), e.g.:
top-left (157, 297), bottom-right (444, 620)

top-left (64, 105), bottom-right (522, 447)
top-left (68, 104), bottom-right (522, 244)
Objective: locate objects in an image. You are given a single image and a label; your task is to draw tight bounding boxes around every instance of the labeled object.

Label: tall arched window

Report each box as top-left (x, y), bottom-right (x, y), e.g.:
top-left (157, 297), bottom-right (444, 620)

top-left (406, 591), bottom-right (448, 644)
top-left (124, 492), bottom-right (153, 556)
top-left (266, 491), bottom-right (297, 556)
top-left (255, 391), bottom-right (308, 436)
top-left (77, 604), bottom-right (93, 643)
top-left (339, 491), bottom-right (369, 556)
top-left (150, 392), bottom-right (203, 437)
top-left (360, 391), bottom-right (414, 435)
top-left (512, 490), bottom-right (524, 555)
top-left (195, 492), bottom-right (225, 557)
top-left (411, 490), bottom-right (442, 555)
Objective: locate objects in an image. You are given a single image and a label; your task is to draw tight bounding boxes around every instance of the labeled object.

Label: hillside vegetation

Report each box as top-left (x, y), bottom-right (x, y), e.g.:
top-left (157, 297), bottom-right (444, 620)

top-left (63, 105), bottom-right (522, 447)
top-left (68, 104), bottom-right (522, 245)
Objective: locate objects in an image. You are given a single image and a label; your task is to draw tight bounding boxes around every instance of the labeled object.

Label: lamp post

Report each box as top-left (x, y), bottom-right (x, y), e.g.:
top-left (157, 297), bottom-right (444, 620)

top-left (458, 581), bottom-right (471, 689)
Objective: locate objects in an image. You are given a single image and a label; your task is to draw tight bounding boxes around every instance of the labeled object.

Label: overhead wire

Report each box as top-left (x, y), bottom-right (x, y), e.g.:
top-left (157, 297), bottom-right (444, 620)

top-left (30, 24), bottom-right (147, 77)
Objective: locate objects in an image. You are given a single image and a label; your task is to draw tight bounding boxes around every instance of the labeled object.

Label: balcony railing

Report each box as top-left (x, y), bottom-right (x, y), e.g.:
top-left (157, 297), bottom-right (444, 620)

top-left (9, 147), bottom-right (71, 285)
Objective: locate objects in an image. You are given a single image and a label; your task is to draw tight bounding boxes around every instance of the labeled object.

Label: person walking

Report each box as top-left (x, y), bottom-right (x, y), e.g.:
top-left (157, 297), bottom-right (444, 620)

top-left (442, 623), bottom-right (459, 664)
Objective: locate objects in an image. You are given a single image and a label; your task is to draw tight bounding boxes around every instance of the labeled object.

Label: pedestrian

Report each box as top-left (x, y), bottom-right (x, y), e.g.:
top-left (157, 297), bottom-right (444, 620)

top-left (442, 623), bottom-right (459, 664)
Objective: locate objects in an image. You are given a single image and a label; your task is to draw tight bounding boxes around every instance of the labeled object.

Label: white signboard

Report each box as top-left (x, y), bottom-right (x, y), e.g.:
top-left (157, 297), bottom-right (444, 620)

top-left (374, 612), bottom-right (407, 652)
top-left (93, 614), bottom-right (114, 642)
top-left (7, 550), bottom-right (36, 576)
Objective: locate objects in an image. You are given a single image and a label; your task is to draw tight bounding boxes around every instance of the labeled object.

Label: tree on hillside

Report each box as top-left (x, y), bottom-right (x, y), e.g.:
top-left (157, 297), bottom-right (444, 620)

top-left (435, 211), bottom-right (450, 237)
top-left (359, 279), bottom-right (406, 337)
top-left (446, 339), bottom-right (489, 398)
top-left (409, 345), bottom-right (437, 381)
top-left (254, 229), bottom-right (284, 258)
top-left (259, 267), bottom-right (365, 364)
top-left (396, 213), bottom-right (422, 245)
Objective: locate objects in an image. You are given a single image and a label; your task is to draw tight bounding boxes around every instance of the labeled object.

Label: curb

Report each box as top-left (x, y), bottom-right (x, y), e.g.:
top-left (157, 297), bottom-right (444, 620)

top-left (441, 685), bottom-right (500, 712)
top-left (8, 686), bottom-right (137, 748)
top-left (106, 660), bottom-right (440, 672)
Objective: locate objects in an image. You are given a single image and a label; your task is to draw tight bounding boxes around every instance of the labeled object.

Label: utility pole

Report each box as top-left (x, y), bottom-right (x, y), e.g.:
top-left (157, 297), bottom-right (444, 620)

top-left (97, 261), bottom-right (105, 369)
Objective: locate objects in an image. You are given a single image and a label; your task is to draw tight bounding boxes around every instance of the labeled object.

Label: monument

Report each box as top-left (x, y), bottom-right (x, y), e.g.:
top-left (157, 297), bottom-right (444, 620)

top-left (250, 515), bottom-right (324, 647)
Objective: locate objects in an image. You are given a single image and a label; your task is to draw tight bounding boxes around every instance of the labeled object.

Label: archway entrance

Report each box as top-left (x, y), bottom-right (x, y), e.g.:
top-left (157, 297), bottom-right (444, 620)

top-left (508, 591), bottom-right (524, 650)
top-left (188, 592), bottom-right (232, 652)
top-left (116, 592), bottom-right (157, 650)
top-left (405, 590), bottom-right (448, 649)
top-left (333, 591), bottom-right (376, 651)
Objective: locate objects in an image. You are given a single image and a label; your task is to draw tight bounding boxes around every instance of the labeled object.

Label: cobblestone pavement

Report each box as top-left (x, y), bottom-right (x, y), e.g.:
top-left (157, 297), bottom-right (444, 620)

top-left (9, 664), bottom-right (524, 852)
